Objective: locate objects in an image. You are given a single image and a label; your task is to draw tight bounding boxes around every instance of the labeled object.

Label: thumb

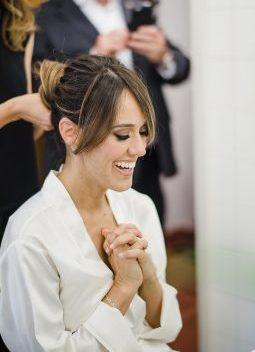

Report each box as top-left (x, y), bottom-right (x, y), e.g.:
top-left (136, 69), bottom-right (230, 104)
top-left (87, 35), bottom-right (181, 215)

top-left (101, 228), bottom-right (112, 237)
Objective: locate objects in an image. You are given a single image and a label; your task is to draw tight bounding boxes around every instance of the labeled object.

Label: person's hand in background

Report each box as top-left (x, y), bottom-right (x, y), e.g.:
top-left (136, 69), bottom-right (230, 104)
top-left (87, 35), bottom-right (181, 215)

top-left (0, 93), bottom-right (52, 130)
top-left (91, 29), bottom-right (130, 56)
top-left (128, 25), bottom-right (170, 64)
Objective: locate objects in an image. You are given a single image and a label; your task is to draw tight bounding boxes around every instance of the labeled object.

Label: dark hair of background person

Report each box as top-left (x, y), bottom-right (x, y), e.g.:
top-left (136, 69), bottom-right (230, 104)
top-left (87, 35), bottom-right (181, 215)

top-left (1, 0), bottom-right (44, 51)
top-left (37, 55), bottom-right (156, 163)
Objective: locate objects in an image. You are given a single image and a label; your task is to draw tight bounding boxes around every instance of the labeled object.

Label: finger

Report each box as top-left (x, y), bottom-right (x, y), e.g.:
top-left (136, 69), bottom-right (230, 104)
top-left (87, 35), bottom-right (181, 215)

top-left (127, 46), bottom-right (150, 58)
top-left (102, 232), bottom-right (121, 255)
top-left (119, 248), bottom-right (146, 260)
top-left (113, 224), bottom-right (142, 238)
top-left (101, 230), bottom-right (119, 249)
top-left (101, 228), bottom-right (117, 237)
top-left (43, 124), bottom-right (53, 131)
top-left (136, 25), bottom-right (161, 35)
top-left (101, 228), bottom-right (111, 237)
top-left (103, 238), bottom-right (111, 255)
top-left (107, 232), bottom-right (119, 246)
top-left (130, 32), bottom-right (157, 44)
top-left (128, 41), bottom-right (155, 55)
top-left (110, 232), bottom-right (137, 250)
top-left (130, 238), bottom-right (148, 250)
top-left (118, 223), bottom-right (142, 236)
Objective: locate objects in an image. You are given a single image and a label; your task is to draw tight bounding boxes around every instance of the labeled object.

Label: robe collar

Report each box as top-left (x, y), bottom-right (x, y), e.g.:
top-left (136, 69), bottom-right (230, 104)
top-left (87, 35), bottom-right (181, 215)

top-left (41, 171), bottom-right (133, 276)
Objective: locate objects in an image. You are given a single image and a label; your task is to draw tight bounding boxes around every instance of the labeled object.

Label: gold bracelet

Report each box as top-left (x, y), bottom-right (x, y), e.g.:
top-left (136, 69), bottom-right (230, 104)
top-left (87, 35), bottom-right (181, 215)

top-left (104, 295), bottom-right (118, 309)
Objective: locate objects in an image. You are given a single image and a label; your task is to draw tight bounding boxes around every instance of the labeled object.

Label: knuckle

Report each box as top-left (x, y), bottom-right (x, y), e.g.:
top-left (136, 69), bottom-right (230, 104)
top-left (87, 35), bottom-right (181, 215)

top-left (131, 233), bottom-right (136, 241)
top-left (143, 239), bottom-right (148, 246)
top-left (139, 250), bottom-right (145, 259)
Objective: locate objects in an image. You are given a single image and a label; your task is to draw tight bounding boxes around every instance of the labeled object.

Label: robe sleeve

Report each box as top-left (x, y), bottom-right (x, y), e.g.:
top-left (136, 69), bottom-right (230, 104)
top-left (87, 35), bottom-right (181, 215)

top-left (0, 241), bottom-right (142, 352)
top-left (135, 194), bottom-right (183, 343)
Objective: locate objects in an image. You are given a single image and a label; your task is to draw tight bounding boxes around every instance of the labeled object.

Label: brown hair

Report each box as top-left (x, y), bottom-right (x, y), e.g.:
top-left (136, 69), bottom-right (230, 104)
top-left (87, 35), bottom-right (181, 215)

top-left (38, 55), bottom-right (155, 162)
top-left (1, 0), bottom-right (45, 51)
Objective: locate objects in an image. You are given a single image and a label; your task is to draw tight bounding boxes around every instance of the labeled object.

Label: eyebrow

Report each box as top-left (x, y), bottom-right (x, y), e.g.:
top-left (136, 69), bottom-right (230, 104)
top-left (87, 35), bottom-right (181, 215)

top-left (112, 123), bottom-right (146, 129)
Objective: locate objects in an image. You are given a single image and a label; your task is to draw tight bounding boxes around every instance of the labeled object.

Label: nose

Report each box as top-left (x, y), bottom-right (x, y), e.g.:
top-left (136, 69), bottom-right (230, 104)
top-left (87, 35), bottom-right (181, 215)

top-left (128, 135), bottom-right (146, 157)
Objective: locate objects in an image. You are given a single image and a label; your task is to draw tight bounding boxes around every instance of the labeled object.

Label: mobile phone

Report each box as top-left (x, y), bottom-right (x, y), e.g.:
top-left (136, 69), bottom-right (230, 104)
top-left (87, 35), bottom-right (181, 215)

top-left (126, 1), bottom-right (158, 31)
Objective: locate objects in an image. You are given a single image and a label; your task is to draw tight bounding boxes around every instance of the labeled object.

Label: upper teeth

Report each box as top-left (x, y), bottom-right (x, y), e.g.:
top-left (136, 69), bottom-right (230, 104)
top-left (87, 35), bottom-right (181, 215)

top-left (114, 161), bottom-right (136, 169)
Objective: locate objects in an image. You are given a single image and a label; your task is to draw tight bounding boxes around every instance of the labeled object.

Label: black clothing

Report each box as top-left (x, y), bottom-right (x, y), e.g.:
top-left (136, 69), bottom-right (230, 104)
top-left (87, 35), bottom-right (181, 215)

top-left (33, 0), bottom-right (190, 223)
top-left (0, 7), bottom-right (39, 241)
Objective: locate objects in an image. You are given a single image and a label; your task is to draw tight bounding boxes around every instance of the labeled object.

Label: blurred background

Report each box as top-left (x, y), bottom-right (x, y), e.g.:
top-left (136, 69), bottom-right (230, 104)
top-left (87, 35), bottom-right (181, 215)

top-left (161, 1), bottom-right (255, 352)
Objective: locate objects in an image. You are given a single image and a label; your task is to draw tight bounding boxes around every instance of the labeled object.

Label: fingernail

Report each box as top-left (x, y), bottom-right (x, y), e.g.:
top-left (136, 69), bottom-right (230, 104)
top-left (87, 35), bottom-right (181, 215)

top-left (110, 244), bottom-right (114, 249)
top-left (105, 247), bottom-right (109, 255)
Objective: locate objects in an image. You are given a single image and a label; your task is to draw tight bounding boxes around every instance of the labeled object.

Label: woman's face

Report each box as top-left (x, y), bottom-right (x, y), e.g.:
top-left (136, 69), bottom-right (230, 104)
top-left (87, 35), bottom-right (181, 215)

top-left (78, 90), bottom-right (148, 192)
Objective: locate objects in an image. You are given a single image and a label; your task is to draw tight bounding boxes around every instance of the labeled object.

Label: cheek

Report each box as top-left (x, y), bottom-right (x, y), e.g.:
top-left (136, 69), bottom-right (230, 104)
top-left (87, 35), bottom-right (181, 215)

top-left (83, 137), bottom-right (128, 174)
top-left (99, 139), bottom-right (126, 161)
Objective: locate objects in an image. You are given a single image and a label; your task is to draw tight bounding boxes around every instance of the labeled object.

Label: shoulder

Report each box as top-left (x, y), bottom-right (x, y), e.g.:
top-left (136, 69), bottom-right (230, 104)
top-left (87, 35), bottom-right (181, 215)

top-left (1, 191), bottom-right (52, 251)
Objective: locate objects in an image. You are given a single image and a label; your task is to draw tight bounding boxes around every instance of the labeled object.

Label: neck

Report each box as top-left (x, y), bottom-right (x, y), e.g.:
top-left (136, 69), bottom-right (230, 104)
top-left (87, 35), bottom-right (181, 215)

top-left (57, 162), bottom-right (108, 213)
top-left (96, 0), bottom-right (109, 6)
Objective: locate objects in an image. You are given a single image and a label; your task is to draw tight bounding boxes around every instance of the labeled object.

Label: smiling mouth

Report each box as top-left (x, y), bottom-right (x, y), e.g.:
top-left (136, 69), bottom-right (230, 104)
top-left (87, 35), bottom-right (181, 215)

top-left (113, 161), bottom-right (136, 175)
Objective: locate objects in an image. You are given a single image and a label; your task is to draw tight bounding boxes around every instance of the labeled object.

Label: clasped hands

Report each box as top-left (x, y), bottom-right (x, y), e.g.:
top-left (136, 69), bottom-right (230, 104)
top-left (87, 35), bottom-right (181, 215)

top-left (93, 25), bottom-right (169, 64)
top-left (102, 224), bottom-right (157, 289)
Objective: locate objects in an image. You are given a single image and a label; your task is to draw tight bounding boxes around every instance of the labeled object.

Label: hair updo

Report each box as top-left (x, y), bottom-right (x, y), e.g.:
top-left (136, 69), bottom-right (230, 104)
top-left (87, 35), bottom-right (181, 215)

top-left (38, 55), bottom-right (155, 163)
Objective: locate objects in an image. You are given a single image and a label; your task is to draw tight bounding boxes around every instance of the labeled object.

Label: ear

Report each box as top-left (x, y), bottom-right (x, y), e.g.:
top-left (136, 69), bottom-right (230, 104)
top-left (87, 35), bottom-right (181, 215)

top-left (58, 117), bottom-right (79, 148)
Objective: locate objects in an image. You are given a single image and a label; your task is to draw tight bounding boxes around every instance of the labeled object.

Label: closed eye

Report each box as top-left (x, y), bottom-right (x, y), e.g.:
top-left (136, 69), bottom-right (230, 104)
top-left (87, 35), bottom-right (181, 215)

top-left (114, 134), bottom-right (130, 141)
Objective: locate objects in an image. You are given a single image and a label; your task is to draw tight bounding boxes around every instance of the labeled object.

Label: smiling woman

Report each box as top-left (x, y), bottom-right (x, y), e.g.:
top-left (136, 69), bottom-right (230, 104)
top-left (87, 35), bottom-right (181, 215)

top-left (38, 55), bottom-right (155, 162)
top-left (0, 55), bottom-right (182, 352)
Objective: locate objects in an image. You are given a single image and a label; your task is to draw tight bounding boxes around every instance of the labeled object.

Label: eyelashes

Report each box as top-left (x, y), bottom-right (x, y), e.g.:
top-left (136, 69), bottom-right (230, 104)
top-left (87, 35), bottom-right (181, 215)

top-left (114, 131), bottom-right (148, 141)
top-left (114, 134), bottom-right (129, 141)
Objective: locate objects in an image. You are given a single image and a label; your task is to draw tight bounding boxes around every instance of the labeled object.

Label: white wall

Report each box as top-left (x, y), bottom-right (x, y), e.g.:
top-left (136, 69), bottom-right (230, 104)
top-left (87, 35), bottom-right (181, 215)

top-left (158, 0), bottom-right (193, 231)
top-left (191, 1), bottom-right (255, 351)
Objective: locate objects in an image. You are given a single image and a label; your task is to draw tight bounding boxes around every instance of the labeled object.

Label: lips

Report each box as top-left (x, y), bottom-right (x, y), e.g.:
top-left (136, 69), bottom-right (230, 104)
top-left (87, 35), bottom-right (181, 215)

top-left (114, 161), bottom-right (136, 169)
top-left (113, 161), bottom-right (136, 176)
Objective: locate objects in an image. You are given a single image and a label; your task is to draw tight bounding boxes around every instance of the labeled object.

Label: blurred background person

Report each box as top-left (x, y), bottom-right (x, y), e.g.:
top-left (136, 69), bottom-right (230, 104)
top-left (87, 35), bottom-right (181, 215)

top-left (33, 0), bottom-right (190, 226)
top-left (0, 0), bottom-right (51, 242)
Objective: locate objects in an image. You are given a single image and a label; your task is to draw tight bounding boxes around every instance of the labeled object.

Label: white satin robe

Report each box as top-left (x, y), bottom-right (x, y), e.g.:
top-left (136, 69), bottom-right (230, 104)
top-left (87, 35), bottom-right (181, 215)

top-left (0, 171), bottom-right (182, 352)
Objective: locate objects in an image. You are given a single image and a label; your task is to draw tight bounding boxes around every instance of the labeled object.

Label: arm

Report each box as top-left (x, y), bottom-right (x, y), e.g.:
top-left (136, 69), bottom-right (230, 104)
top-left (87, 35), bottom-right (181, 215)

top-left (0, 98), bottom-right (17, 128)
top-left (0, 93), bottom-right (52, 130)
top-left (0, 241), bottom-right (142, 352)
top-left (139, 274), bottom-right (163, 328)
top-left (160, 42), bottom-right (190, 84)
top-left (138, 196), bottom-right (183, 342)
top-left (102, 215), bottom-right (182, 343)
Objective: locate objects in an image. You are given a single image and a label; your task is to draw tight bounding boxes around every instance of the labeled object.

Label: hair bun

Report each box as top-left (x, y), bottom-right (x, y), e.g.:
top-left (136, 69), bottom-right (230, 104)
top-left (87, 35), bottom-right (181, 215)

top-left (38, 60), bottom-right (65, 109)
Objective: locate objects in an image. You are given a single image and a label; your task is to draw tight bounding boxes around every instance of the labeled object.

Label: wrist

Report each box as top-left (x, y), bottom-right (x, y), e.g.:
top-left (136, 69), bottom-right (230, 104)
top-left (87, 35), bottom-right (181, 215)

top-left (114, 278), bottom-right (140, 294)
top-left (158, 48), bottom-right (174, 67)
top-left (103, 280), bottom-right (138, 315)
top-left (139, 275), bottom-right (162, 301)
top-left (140, 273), bottom-right (159, 289)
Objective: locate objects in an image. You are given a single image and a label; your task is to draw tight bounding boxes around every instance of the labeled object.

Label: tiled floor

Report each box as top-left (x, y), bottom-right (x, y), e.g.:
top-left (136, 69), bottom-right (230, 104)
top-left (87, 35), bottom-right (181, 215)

top-left (165, 233), bottom-right (198, 352)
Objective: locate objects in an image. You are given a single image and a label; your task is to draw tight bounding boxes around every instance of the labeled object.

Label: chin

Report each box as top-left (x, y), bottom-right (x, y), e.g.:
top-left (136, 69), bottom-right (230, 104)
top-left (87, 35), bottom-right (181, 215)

top-left (110, 179), bottom-right (133, 192)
